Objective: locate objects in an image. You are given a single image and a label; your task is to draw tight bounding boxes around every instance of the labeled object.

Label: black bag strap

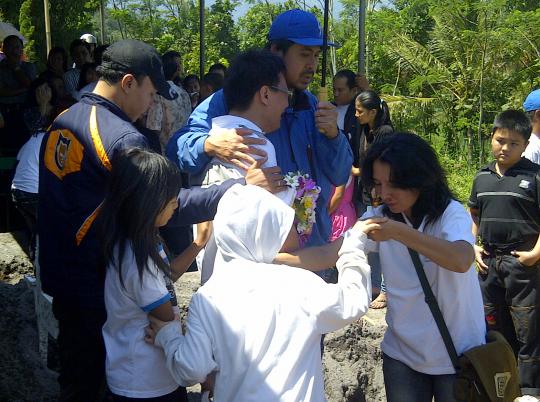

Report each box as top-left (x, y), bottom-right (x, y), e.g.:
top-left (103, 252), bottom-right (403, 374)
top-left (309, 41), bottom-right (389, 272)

top-left (407, 248), bottom-right (461, 370)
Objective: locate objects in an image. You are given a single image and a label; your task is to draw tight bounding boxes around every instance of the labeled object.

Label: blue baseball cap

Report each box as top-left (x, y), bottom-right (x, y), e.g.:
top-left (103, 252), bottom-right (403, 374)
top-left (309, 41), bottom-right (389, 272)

top-left (268, 9), bottom-right (337, 47)
top-left (524, 89), bottom-right (540, 112)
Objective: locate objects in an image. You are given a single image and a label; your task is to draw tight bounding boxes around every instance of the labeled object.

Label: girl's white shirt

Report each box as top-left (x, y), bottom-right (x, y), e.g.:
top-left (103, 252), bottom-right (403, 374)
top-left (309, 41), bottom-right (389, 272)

top-left (102, 244), bottom-right (178, 398)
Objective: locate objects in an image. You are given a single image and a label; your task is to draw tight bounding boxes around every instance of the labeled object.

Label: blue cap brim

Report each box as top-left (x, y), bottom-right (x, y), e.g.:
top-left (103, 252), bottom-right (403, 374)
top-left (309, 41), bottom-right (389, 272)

top-left (288, 37), bottom-right (338, 47)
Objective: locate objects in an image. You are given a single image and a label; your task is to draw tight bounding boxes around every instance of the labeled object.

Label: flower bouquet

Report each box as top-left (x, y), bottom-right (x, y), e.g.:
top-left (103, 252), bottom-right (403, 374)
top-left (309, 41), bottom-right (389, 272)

top-left (283, 171), bottom-right (321, 246)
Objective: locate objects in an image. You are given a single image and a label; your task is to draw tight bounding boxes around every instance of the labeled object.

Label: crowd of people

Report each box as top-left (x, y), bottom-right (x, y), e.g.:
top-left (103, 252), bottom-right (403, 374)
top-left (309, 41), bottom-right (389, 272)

top-left (1, 7), bottom-right (540, 402)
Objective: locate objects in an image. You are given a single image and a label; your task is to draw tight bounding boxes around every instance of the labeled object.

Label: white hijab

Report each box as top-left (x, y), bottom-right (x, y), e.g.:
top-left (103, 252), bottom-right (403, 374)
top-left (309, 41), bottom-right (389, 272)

top-left (213, 184), bottom-right (296, 265)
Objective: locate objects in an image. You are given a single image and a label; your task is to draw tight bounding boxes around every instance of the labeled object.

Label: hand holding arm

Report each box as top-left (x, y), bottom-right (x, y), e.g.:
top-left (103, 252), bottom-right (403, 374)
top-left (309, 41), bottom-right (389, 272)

top-left (274, 237), bottom-right (343, 271)
top-left (203, 127), bottom-right (267, 170)
top-left (244, 158), bottom-right (287, 194)
top-left (368, 219), bottom-right (474, 273)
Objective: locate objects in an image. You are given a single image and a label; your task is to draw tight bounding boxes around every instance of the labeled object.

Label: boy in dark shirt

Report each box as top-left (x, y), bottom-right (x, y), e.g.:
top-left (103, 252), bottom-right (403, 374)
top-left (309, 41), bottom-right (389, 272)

top-left (469, 109), bottom-right (540, 396)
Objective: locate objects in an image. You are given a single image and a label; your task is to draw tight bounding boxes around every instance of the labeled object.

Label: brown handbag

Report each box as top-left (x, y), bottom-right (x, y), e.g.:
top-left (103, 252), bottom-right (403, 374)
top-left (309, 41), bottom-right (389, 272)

top-left (408, 248), bottom-right (521, 401)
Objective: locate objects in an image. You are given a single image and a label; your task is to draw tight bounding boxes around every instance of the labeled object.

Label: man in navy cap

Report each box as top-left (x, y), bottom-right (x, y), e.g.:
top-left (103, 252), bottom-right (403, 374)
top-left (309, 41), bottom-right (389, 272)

top-left (168, 9), bottom-right (353, 281)
top-left (38, 39), bottom-right (267, 401)
top-left (38, 39), bottom-right (178, 402)
top-left (523, 89), bottom-right (540, 164)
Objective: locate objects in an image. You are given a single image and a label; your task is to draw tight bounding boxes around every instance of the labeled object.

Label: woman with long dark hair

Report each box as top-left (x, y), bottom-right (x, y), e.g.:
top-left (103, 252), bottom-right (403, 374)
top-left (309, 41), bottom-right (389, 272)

top-left (100, 148), bottom-right (210, 402)
top-left (355, 89), bottom-right (394, 160)
top-left (355, 89), bottom-right (394, 308)
top-left (361, 133), bottom-right (485, 402)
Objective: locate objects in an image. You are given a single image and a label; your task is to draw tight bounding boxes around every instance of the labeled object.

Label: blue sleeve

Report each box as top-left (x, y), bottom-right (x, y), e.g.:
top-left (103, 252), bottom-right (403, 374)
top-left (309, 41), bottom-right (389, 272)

top-left (315, 130), bottom-right (353, 186)
top-left (167, 179), bottom-right (244, 227)
top-left (307, 94), bottom-right (353, 186)
top-left (167, 90), bottom-right (228, 174)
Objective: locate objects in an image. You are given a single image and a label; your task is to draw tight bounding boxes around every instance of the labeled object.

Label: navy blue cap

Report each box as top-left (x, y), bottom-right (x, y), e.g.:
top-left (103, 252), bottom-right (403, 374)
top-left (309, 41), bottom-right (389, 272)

top-left (268, 9), bottom-right (337, 47)
top-left (99, 40), bottom-right (177, 100)
top-left (524, 89), bottom-right (540, 112)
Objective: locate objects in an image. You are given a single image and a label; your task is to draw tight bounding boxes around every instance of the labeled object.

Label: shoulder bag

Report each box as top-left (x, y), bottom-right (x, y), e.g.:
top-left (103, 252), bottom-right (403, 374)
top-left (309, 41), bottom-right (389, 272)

top-left (408, 248), bottom-right (521, 402)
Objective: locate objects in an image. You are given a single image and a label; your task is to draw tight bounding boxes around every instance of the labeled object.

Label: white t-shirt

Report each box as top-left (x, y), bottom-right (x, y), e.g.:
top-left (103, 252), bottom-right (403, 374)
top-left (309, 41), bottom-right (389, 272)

top-left (363, 200), bottom-right (486, 375)
top-left (102, 243), bottom-right (178, 398)
top-left (11, 132), bottom-right (45, 194)
top-left (336, 104), bottom-right (349, 132)
top-left (523, 132), bottom-right (540, 164)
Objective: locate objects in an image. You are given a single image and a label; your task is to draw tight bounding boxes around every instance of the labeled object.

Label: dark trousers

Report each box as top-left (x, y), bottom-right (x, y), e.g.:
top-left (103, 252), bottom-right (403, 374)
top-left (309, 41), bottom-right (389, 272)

top-left (111, 387), bottom-right (188, 402)
top-left (11, 188), bottom-right (38, 259)
top-left (479, 253), bottom-right (540, 395)
top-left (382, 353), bottom-right (461, 402)
top-left (52, 298), bottom-right (108, 402)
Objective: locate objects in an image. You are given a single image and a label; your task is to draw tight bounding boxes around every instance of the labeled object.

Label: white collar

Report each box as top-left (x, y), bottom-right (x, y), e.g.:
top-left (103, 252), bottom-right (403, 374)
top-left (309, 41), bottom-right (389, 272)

top-left (211, 115), bottom-right (263, 134)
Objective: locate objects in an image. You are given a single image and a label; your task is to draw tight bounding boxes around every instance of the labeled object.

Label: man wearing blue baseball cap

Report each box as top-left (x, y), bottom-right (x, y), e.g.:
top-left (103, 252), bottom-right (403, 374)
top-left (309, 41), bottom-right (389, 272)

top-left (523, 89), bottom-right (540, 164)
top-left (167, 9), bottom-right (353, 282)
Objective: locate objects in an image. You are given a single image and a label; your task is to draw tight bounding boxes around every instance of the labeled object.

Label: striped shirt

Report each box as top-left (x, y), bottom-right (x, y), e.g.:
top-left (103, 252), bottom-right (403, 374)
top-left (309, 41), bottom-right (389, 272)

top-left (468, 158), bottom-right (540, 248)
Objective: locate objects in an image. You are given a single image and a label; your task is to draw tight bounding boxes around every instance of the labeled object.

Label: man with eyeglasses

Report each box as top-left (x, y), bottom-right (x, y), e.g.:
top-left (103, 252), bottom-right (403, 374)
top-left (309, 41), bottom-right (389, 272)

top-left (193, 49), bottom-right (297, 283)
top-left (167, 9), bottom-right (353, 282)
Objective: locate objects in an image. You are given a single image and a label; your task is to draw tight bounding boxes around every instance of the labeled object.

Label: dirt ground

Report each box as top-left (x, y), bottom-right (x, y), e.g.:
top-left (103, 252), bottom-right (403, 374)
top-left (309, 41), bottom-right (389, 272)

top-left (0, 232), bottom-right (386, 402)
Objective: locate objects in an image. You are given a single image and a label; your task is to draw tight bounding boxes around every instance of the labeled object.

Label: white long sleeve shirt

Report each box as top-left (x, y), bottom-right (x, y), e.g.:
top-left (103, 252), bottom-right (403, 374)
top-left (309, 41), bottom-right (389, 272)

top-left (155, 185), bottom-right (371, 402)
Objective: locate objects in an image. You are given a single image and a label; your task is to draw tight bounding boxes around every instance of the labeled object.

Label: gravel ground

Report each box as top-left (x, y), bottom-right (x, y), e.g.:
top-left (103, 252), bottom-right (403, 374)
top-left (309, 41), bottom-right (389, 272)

top-left (0, 232), bottom-right (387, 402)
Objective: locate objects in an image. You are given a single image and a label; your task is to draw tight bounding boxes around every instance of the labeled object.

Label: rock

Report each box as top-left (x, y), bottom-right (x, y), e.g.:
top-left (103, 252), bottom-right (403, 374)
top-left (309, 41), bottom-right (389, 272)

top-left (0, 232), bottom-right (33, 284)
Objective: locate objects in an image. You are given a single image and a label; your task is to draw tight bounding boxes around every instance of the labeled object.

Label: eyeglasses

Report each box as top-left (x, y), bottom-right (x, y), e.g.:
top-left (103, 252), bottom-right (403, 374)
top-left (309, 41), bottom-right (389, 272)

top-left (270, 86), bottom-right (293, 99)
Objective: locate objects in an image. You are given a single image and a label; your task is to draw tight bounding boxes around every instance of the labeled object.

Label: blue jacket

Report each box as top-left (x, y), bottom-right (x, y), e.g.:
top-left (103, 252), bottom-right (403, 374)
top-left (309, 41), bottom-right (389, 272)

top-left (167, 89), bottom-right (353, 248)
top-left (38, 93), bottom-right (238, 309)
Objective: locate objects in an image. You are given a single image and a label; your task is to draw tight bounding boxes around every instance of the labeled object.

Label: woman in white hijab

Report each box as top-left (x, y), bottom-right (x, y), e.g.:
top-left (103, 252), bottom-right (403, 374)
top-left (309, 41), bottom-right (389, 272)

top-left (146, 184), bottom-right (383, 401)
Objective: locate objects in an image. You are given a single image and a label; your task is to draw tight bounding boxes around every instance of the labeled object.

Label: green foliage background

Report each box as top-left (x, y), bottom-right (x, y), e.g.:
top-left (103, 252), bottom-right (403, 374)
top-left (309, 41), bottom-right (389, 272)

top-left (2, 0), bottom-right (539, 195)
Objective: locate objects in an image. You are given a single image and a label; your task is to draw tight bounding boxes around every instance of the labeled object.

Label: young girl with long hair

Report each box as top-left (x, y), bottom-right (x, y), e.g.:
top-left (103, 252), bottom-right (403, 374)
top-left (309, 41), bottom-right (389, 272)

top-left (360, 133), bottom-right (485, 402)
top-left (100, 148), bottom-right (210, 401)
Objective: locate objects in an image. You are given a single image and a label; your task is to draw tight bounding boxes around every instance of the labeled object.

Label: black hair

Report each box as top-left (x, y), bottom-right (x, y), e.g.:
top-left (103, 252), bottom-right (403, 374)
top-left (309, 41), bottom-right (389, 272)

top-left (162, 50), bottom-right (181, 63)
top-left (356, 90), bottom-right (392, 129)
top-left (202, 72), bottom-right (224, 91)
top-left (334, 69), bottom-right (357, 89)
top-left (2, 35), bottom-right (23, 48)
top-left (492, 109), bottom-right (532, 142)
top-left (208, 62), bottom-right (227, 75)
top-left (47, 46), bottom-right (68, 72)
top-left (264, 39), bottom-right (295, 55)
top-left (163, 60), bottom-right (178, 82)
top-left (93, 44), bottom-right (109, 66)
top-left (182, 74), bottom-right (199, 86)
top-left (224, 49), bottom-right (286, 112)
top-left (361, 133), bottom-right (455, 228)
top-left (100, 148), bottom-right (182, 287)
top-left (77, 62), bottom-right (97, 90)
top-left (69, 39), bottom-right (90, 56)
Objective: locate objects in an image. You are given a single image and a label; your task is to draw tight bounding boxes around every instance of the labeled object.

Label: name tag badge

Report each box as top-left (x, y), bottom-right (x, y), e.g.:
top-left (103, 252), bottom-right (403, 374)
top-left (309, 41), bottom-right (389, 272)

top-left (519, 180), bottom-right (530, 189)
